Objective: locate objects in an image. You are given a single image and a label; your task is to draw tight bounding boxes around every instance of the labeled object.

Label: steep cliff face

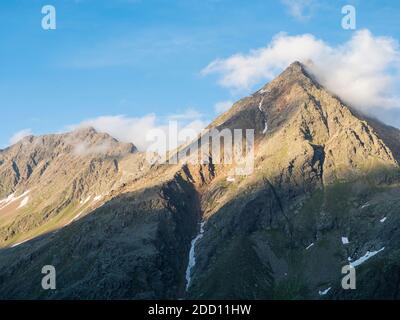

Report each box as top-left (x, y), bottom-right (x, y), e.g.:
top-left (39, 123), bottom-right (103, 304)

top-left (0, 127), bottom-right (207, 298)
top-left (186, 62), bottom-right (400, 299)
top-left (0, 168), bottom-right (201, 299)
top-left (1, 62), bottom-right (400, 299)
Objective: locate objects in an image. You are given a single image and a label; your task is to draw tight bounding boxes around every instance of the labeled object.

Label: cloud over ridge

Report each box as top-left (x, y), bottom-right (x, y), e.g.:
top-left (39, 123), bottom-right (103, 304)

top-left (203, 29), bottom-right (400, 114)
top-left (9, 129), bottom-right (33, 145)
top-left (70, 111), bottom-right (208, 152)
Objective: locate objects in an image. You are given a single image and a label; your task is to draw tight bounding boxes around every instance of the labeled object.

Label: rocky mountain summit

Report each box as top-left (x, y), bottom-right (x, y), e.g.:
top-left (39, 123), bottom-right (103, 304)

top-left (1, 62), bottom-right (400, 299)
top-left (0, 127), bottom-right (154, 248)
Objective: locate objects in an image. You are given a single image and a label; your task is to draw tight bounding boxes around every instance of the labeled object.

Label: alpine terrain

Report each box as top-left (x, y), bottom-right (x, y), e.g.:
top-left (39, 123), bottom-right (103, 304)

top-left (1, 62), bottom-right (400, 299)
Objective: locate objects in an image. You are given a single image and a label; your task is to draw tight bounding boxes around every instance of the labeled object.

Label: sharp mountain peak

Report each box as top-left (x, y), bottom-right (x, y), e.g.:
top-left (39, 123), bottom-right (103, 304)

top-left (2, 62), bottom-right (400, 301)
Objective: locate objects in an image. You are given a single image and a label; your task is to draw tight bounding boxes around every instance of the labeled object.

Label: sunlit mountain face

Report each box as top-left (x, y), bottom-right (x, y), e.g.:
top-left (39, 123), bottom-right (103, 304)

top-left (1, 1), bottom-right (400, 302)
top-left (1, 62), bottom-right (400, 299)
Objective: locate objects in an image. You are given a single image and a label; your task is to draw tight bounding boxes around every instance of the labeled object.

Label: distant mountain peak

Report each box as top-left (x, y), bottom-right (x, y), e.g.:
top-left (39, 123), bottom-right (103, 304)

top-left (2, 60), bottom-right (400, 301)
top-left (7, 126), bottom-right (137, 155)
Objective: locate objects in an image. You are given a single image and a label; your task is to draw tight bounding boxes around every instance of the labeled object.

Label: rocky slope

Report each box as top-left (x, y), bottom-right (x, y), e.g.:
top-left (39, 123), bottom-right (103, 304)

top-left (1, 62), bottom-right (400, 299)
top-left (0, 127), bottom-right (145, 248)
top-left (186, 62), bottom-right (400, 299)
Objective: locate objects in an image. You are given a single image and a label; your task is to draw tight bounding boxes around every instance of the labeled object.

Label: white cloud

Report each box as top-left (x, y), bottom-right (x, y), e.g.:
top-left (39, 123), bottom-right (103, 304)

top-left (70, 110), bottom-right (208, 152)
top-left (214, 100), bottom-right (233, 114)
top-left (71, 140), bottom-right (113, 157)
top-left (202, 30), bottom-right (400, 115)
top-left (9, 129), bottom-right (33, 145)
top-left (281, 0), bottom-right (315, 21)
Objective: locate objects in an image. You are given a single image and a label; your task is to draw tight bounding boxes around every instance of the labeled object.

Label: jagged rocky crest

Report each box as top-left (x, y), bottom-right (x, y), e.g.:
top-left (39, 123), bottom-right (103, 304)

top-left (1, 62), bottom-right (400, 299)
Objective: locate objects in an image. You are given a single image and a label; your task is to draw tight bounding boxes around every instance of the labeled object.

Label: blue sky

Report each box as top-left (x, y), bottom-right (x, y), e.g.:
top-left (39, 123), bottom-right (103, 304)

top-left (1, 0), bottom-right (400, 148)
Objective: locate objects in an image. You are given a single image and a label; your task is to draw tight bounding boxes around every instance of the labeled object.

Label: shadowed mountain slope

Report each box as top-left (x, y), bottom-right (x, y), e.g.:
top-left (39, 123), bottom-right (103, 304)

top-left (1, 62), bottom-right (400, 299)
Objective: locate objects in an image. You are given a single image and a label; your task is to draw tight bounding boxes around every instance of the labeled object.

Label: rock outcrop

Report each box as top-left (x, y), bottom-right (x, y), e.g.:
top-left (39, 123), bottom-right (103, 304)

top-left (1, 62), bottom-right (400, 299)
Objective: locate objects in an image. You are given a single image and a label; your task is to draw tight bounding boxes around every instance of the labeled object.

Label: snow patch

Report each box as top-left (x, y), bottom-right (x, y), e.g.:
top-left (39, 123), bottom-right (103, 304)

top-left (0, 194), bottom-right (15, 209)
top-left (341, 237), bottom-right (349, 245)
top-left (80, 196), bottom-right (91, 204)
top-left (93, 195), bottom-right (103, 202)
top-left (349, 247), bottom-right (385, 268)
top-left (0, 190), bottom-right (30, 210)
top-left (68, 211), bottom-right (85, 224)
top-left (11, 238), bottom-right (30, 248)
top-left (0, 193), bottom-right (14, 205)
top-left (258, 97), bottom-right (264, 111)
top-left (263, 121), bottom-right (268, 134)
top-left (318, 287), bottom-right (331, 296)
top-left (361, 203), bottom-right (371, 209)
top-left (18, 196), bottom-right (29, 209)
top-left (185, 221), bottom-right (206, 291)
